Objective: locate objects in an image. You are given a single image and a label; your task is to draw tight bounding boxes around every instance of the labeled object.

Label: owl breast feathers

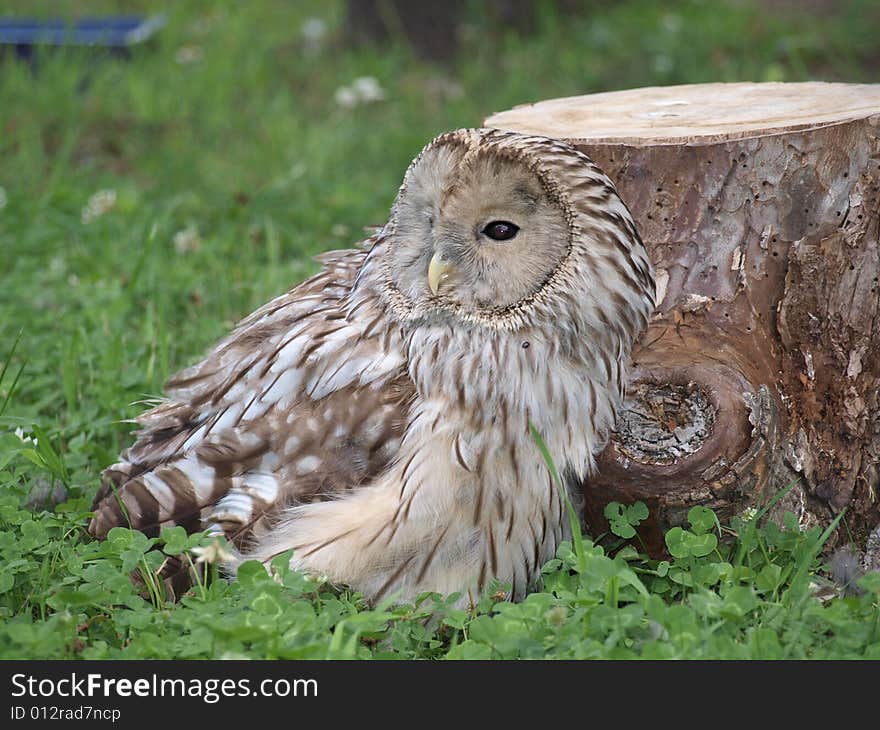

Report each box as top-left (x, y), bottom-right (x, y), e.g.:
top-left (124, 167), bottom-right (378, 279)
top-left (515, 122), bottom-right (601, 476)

top-left (90, 128), bottom-right (655, 605)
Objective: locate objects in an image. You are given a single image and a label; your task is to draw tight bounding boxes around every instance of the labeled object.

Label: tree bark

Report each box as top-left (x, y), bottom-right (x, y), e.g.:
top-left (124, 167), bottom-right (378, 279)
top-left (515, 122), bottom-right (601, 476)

top-left (486, 82), bottom-right (880, 559)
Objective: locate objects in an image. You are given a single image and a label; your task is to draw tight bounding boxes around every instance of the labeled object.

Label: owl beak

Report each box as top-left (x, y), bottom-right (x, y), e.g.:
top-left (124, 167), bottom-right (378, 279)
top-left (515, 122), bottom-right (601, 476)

top-left (427, 252), bottom-right (453, 296)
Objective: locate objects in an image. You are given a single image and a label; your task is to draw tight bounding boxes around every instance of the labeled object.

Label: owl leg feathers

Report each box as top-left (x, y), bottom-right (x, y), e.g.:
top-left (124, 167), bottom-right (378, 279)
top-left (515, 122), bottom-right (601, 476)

top-left (235, 424), bottom-right (564, 606)
top-left (234, 481), bottom-right (424, 600)
top-left (236, 448), bottom-right (471, 603)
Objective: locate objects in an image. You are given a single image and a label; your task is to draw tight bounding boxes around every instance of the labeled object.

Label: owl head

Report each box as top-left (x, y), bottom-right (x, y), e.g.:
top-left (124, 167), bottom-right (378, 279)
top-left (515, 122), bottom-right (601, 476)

top-left (375, 128), bottom-right (655, 342)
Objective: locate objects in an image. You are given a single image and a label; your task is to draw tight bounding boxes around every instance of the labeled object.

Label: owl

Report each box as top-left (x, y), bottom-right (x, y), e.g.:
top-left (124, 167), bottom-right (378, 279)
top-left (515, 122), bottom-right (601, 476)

top-left (90, 128), bottom-right (655, 606)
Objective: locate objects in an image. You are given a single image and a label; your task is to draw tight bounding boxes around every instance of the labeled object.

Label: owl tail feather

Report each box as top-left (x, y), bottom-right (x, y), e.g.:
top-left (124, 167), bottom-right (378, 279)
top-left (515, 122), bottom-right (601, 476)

top-left (89, 457), bottom-right (255, 600)
top-left (89, 455), bottom-right (229, 539)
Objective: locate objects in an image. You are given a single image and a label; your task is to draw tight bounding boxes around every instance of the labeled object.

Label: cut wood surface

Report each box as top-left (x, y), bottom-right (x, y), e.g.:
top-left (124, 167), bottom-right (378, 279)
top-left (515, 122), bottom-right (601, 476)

top-left (486, 82), bottom-right (880, 560)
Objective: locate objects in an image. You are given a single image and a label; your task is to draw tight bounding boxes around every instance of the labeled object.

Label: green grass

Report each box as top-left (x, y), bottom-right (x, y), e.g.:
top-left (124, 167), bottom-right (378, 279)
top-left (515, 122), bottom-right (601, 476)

top-left (1, 0), bottom-right (878, 659)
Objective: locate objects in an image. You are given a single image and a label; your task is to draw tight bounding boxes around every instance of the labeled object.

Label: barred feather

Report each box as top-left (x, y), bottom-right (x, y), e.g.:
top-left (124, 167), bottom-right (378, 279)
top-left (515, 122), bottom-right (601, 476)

top-left (91, 248), bottom-right (412, 550)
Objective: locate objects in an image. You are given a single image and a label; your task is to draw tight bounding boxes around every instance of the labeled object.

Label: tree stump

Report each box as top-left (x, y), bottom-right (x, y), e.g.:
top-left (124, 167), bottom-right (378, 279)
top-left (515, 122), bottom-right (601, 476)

top-left (486, 82), bottom-right (880, 557)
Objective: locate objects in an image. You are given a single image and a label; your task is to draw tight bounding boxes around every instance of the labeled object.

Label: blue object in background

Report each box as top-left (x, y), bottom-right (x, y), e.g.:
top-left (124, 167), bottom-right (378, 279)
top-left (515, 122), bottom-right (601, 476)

top-left (0, 15), bottom-right (165, 58)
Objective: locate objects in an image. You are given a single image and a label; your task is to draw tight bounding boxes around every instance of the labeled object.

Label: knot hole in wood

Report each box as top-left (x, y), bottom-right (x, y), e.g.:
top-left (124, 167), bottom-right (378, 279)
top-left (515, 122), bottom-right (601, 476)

top-left (615, 382), bottom-right (716, 466)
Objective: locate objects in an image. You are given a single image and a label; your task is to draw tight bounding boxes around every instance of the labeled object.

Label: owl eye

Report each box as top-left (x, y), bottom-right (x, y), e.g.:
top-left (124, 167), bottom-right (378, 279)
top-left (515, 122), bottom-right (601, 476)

top-left (482, 220), bottom-right (519, 241)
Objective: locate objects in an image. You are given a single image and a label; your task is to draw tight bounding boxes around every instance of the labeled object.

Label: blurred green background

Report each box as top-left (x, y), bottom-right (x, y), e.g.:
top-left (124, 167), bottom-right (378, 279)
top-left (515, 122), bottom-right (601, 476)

top-left (0, 0), bottom-right (878, 660)
top-left (0, 0), bottom-right (877, 467)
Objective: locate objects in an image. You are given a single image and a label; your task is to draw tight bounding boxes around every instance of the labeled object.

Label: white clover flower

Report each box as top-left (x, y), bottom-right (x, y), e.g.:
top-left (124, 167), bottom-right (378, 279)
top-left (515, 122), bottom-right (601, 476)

top-left (331, 223), bottom-right (350, 237)
top-left (81, 189), bottom-right (117, 224)
top-left (351, 76), bottom-right (386, 103)
top-left (334, 76), bottom-right (387, 109)
top-left (190, 538), bottom-right (234, 566)
top-left (14, 427), bottom-right (37, 446)
top-left (334, 85), bottom-right (359, 109)
top-left (301, 17), bottom-right (327, 45)
top-left (173, 225), bottom-right (202, 254)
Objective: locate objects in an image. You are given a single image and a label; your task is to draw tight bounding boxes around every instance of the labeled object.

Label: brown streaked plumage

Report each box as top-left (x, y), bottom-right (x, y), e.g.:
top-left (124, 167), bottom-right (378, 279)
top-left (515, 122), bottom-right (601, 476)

top-left (90, 128), bottom-right (655, 605)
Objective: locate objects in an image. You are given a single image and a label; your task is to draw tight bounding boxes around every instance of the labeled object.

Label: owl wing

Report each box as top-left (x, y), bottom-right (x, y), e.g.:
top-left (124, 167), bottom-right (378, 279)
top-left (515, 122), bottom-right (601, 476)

top-left (89, 246), bottom-right (413, 551)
